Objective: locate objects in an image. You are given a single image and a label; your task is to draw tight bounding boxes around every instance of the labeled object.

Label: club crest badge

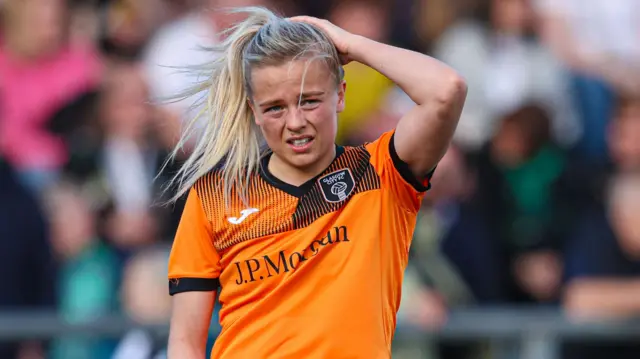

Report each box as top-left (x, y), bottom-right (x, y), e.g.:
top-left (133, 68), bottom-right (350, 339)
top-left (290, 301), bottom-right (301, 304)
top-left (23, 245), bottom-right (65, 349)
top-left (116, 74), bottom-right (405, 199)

top-left (318, 168), bottom-right (355, 203)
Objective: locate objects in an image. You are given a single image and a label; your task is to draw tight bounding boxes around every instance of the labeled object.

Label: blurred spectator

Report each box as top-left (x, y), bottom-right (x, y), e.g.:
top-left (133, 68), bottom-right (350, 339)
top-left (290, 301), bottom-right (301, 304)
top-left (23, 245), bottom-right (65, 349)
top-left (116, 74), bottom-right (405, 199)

top-left (112, 247), bottom-right (172, 359)
top-left (99, 62), bottom-right (161, 249)
top-left (101, 60), bottom-right (192, 249)
top-left (562, 96), bottom-right (640, 310)
top-left (433, 0), bottom-right (580, 151)
top-left (101, 0), bottom-right (182, 59)
top-left (559, 96), bottom-right (640, 212)
top-left (44, 180), bottom-right (119, 359)
top-left (327, 0), bottom-right (394, 145)
top-left (564, 173), bottom-right (640, 319)
top-left (397, 145), bottom-right (482, 359)
top-left (442, 103), bottom-right (573, 304)
top-left (536, 0), bottom-right (640, 161)
top-left (54, 60), bottom-right (180, 250)
top-left (0, 155), bottom-right (56, 359)
top-left (0, 0), bottom-right (102, 193)
top-left (561, 171), bottom-right (640, 359)
top-left (142, 0), bottom-right (272, 129)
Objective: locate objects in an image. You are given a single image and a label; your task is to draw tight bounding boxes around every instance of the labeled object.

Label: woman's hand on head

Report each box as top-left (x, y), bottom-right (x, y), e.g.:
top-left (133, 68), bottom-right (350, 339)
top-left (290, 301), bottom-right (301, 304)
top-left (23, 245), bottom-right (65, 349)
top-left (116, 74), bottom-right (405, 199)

top-left (288, 16), bottom-right (356, 65)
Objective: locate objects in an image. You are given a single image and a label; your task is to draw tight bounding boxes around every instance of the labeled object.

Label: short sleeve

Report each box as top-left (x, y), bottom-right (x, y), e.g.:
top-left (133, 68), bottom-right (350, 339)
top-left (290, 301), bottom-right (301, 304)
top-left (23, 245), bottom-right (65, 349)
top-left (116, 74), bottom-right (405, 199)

top-left (168, 187), bottom-right (221, 296)
top-left (365, 130), bottom-right (434, 212)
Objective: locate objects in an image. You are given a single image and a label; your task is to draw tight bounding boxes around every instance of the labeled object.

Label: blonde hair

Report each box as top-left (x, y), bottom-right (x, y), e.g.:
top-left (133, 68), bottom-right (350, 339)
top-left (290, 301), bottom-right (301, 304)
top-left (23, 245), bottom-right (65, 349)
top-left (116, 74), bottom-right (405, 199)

top-left (165, 6), bottom-right (344, 204)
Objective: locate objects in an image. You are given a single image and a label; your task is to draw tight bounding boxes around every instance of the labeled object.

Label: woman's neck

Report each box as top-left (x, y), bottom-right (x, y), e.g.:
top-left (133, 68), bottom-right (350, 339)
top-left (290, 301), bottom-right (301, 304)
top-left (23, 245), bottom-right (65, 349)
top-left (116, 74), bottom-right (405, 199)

top-left (267, 147), bottom-right (337, 186)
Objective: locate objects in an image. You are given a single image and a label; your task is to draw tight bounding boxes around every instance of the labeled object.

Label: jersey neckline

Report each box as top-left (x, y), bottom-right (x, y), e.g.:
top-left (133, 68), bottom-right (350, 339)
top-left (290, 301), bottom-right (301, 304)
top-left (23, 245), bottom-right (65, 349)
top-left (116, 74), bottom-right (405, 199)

top-left (259, 145), bottom-right (345, 198)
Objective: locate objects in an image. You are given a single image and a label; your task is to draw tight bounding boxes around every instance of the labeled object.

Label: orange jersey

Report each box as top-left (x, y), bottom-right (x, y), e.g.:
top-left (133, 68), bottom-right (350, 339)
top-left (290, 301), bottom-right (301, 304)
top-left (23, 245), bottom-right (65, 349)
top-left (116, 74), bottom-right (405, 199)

top-left (168, 130), bottom-right (431, 359)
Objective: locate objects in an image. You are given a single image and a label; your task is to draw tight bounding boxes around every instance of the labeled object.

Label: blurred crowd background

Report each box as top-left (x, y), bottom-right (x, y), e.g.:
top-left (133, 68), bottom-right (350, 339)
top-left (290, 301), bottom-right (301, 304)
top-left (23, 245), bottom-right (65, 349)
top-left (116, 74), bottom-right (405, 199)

top-left (1, 0), bottom-right (639, 358)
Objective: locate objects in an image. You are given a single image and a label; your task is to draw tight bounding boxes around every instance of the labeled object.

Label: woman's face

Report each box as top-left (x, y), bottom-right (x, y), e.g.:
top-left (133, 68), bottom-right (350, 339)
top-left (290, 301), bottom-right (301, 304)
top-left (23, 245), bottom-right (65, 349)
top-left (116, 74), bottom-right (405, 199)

top-left (250, 59), bottom-right (345, 174)
top-left (101, 65), bottom-right (152, 141)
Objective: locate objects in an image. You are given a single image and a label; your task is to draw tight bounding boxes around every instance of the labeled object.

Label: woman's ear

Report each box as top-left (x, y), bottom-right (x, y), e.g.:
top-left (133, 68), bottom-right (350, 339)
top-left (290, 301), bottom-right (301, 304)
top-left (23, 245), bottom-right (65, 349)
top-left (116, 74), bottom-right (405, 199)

top-left (337, 80), bottom-right (347, 113)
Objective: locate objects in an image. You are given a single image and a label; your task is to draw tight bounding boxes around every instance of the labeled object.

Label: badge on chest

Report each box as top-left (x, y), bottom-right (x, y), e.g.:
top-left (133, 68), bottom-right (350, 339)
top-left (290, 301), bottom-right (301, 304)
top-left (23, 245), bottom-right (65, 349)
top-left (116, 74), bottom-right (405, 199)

top-left (317, 168), bottom-right (355, 203)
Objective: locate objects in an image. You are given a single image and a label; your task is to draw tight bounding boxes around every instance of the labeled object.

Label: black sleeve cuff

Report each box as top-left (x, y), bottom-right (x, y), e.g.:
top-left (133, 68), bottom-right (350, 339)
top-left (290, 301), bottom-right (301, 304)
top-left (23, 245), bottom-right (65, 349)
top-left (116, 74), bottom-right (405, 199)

top-left (169, 277), bottom-right (220, 296)
top-left (389, 133), bottom-right (434, 193)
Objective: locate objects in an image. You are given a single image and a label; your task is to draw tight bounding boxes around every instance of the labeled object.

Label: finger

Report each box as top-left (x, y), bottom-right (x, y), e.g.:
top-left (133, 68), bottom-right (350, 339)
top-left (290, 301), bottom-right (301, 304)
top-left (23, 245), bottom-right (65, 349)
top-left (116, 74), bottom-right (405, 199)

top-left (288, 16), bottom-right (325, 27)
top-left (287, 16), bottom-right (317, 23)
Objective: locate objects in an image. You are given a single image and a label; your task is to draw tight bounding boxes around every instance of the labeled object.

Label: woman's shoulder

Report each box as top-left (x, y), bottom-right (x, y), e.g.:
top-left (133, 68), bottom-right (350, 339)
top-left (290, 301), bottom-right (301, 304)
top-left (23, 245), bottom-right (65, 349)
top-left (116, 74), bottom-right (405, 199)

top-left (194, 162), bottom-right (226, 187)
top-left (191, 157), bottom-right (264, 193)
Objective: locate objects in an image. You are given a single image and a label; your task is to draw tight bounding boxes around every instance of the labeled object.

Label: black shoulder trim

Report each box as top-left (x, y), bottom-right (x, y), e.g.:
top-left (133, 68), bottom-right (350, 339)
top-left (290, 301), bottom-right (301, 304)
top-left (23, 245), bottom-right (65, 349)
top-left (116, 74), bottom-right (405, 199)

top-left (169, 278), bottom-right (220, 296)
top-left (389, 133), bottom-right (433, 192)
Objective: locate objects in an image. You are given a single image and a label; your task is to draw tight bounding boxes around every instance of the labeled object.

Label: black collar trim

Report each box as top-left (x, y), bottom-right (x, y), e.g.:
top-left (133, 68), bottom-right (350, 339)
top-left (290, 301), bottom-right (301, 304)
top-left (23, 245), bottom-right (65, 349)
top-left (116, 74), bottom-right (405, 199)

top-left (259, 145), bottom-right (345, 197)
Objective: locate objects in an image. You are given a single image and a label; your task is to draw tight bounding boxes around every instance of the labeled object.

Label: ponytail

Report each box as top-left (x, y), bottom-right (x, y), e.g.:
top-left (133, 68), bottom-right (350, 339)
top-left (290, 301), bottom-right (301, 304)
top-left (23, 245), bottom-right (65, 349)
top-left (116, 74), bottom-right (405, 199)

top-left (164, 7), bottom-right (277, 205)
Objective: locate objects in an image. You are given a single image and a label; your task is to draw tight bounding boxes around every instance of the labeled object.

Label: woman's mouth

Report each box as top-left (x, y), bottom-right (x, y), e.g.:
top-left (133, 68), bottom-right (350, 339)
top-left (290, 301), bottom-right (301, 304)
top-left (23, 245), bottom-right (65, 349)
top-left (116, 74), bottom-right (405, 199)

top-left (287, 136), bottom-right (314, 153)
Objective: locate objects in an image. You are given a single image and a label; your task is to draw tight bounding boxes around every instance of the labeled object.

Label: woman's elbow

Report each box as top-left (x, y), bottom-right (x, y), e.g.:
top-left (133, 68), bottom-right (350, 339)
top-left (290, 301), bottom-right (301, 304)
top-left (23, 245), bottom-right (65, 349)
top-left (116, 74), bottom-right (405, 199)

top-left (437, 73), bottom-right (468, 107)
top-left (422, 73), bottom-right (467, 124)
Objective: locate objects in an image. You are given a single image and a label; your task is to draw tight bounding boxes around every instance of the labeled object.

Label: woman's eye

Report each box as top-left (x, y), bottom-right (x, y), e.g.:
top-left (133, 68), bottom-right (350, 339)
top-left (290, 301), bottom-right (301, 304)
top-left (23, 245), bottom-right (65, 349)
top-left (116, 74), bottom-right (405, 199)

top-left (265, 106), bottom-right (283, 113)
top-left (301, 99), bottom-right (319, 107)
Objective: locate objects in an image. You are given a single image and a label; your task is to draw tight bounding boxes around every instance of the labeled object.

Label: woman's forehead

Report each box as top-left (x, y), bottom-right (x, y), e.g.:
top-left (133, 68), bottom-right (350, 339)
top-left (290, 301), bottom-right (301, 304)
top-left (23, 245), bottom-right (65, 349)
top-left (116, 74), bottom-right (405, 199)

top-left (250, 59), bottom-right (335, 98)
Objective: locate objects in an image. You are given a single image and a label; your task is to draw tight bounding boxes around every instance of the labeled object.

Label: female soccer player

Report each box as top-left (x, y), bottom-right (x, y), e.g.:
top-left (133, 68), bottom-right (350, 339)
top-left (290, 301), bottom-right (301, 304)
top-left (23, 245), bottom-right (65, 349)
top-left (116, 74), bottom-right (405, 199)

top-left (166, 7), bottom-right (467, 359)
